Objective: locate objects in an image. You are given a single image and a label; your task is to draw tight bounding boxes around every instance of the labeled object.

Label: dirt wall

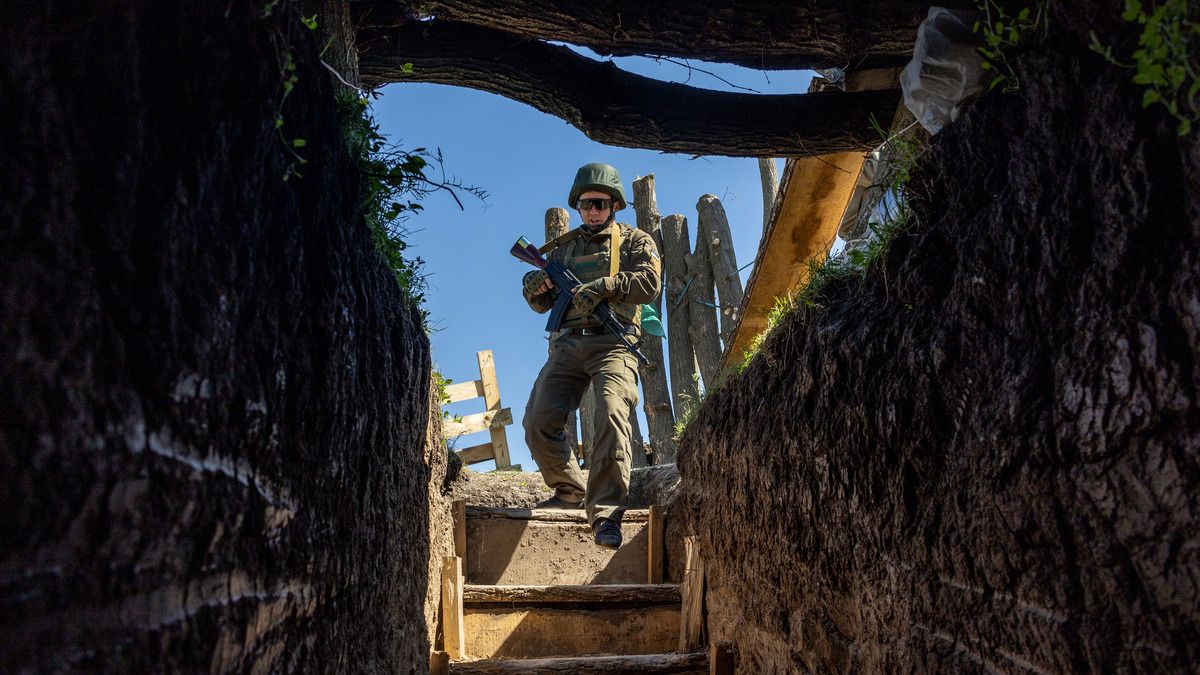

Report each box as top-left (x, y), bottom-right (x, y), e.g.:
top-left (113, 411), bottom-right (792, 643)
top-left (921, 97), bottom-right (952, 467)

top-left (676, 4), bottom-right (1199, 673)
top-left (1, 2), bottom-right (441, 671)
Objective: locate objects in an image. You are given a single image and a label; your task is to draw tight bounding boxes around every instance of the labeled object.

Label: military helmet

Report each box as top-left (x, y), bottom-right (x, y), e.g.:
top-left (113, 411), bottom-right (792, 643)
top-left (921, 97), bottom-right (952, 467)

top-left (568, 162), bottom-right (627, 210)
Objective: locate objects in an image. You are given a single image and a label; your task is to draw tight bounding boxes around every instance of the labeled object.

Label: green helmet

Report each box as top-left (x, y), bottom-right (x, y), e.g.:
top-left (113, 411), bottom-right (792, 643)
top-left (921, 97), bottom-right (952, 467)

top-left (568, 163), bottom-right (627, 210)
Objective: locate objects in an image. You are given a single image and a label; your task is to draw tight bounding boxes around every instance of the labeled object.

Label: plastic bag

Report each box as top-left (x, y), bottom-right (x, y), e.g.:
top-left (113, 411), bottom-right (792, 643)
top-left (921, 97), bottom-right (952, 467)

top-left (900, 8), bottom-right (985, 134)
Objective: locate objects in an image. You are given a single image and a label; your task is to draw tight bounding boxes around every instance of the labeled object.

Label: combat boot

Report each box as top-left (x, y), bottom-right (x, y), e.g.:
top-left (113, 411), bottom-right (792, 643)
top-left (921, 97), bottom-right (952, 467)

top-left (534, 495), bottom-right (583, 510)
top-left (592, 517), bottom-right (621, 549)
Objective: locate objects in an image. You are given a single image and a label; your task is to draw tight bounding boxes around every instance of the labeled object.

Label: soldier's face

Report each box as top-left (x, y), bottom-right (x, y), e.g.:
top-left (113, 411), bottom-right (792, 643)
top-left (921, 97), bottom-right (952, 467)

top-left (578, 190), bottom-right (614, 227)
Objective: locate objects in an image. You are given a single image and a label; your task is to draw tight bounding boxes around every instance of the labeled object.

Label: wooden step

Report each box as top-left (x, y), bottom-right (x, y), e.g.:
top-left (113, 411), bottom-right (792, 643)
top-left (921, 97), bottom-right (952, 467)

top-left (464, 507), bottom-right (651, 585)
top-left (449, 651), bottom-right (708, 674)
top-left (461, 583), bottom-right (679, 659)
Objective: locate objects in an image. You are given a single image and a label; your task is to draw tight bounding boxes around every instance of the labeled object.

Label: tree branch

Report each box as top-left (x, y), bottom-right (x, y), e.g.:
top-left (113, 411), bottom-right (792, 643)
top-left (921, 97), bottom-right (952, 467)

top-left (353, 0), bottom-right (963, 70)
top-left (358, 22), bottom-right (899, 157)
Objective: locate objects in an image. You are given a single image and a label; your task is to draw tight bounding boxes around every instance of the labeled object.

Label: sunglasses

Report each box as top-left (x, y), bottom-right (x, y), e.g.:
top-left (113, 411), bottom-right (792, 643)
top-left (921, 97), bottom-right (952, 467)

top-left (576, 198), bottom-right (613, 212)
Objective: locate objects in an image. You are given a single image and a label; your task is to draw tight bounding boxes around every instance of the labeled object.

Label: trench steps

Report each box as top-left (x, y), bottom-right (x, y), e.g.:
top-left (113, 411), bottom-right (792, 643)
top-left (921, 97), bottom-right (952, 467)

top-left (437, 504), bottom-right (710, 674)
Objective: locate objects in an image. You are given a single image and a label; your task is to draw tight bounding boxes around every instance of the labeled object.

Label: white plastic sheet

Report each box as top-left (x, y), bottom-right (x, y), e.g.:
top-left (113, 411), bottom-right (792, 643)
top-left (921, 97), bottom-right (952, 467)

top-left (900, 8), bottom-right (985, 135)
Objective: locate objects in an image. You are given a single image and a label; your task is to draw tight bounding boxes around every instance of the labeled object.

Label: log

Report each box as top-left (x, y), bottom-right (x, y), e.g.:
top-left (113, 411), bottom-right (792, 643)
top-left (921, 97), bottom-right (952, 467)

top-left (660, 215), bottom-right (699, 422)
top-left (357, 21), bottom-right (899, 157)
top-left (545, 207), bottom-right (580, 460)
top-left (697, 195), bottom-right (745, 349)
top-left (686, 222), bottom-right (722, 391)
top-left (353, 0), bottom-right (943, 70)
top-left (757, 158), bottom-right (779, 234)
top-left (630, 405), bottom-right (647, 468)
top-left (462, 583), bottom-right (679, 605)
top-left (632, 175), bottom-right (677, 463)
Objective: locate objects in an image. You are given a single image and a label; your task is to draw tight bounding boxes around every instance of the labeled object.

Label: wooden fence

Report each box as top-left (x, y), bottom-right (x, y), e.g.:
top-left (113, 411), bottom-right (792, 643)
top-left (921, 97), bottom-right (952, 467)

top-left (442, 349), bottom-right (514, 470)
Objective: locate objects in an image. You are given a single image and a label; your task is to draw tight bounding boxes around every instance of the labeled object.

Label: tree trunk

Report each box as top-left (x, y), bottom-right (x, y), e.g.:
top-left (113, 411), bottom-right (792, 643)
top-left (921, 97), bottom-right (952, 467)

top-left (629, 407), bottom-right (647, 468)
top-left (757, 158), bottom-right (779, 234)
top-left (697, 195), bottom-right (745, 348)
top-left (631, 175), bottom-right (677, 464)
top-left (545, 208), bottom-right (580, 462)
top-left (354, 0), bottom-right (955, 70)
top-left (357, 21), bottom-right (899, 158)
top-left (686, 219), bottom-right (723, 391)
top-left (661, 215), bottom-right (699, 421)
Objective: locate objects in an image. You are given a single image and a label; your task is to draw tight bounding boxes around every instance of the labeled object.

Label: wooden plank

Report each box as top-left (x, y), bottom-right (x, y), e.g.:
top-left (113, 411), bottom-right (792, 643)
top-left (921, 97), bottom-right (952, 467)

top-left (477, 350), bottom-right (512, 469)
top-left (466, 506), bottom-right (651, 522)
top-left (442, 407), bottom-right (512, 438)
top-left (429, 650), bottom-right (449, 675)
top-left (448, 651), bottom-right (709, 674)
top-left (442, 556), bottom-right (465, 660)
top-left (721, 151), bottom-right (865, 370)
top-left (679, 536), bottom-right (706, 652)
top-left (709, 642), bottom-right (735, 675)
top-left (463, 583), bottom-right (680, 605)
top-left (463, 605), bottom-right (679, 659)
top-left (648, 504), bottom-right (665, 584)
top-left (452, 499), bottom-right (467, 559)
top-left (445, 379), bottom-right (484, 404)
top-left (455, 442), bottom-right (498, 465)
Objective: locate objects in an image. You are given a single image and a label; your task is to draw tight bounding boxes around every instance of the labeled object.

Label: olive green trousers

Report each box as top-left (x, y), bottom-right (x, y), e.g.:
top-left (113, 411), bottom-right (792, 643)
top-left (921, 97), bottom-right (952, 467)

top-left (523, 332), bottom-right (640, 525)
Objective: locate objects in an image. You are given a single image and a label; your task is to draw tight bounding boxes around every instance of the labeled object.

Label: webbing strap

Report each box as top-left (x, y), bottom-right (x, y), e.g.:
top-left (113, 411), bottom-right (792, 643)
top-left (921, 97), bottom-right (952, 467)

top-left (539, 228), bottom-right (583, 254)
top-left (608, 222), bottom-right (621, 277)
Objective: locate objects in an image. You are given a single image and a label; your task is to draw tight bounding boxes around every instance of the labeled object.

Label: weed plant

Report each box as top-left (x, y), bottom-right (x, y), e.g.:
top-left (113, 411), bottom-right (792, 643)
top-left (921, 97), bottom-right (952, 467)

top-left (974, 1), bottom-right (1050, 93)
top-left (1090, 0), bottom-right (1199, 135)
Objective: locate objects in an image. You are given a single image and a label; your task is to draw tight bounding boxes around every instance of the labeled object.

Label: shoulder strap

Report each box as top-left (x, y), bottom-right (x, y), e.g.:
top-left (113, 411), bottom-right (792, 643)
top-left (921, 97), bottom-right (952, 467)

top-left (539, 228), bottom-right (583, 254)
top-left (608, 222), bottom-right (621, 276)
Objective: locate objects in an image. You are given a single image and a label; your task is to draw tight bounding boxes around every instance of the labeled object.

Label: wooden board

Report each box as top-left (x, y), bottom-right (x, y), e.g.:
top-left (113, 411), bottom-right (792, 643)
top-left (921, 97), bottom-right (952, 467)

top-left (448, 652), bottom-right (709, 674)
top-left (445, 379), bottom-right (485, 404)
top-left (442, 408), bottom-right (512, 438)
top-left (679, 536), bottom-right (706, 652)
top-left (442, 556), bottom-right (465, 660)
top-left (466, 506), bottom-right (651, 523)
top-left (722, 152), bottom-right (865, 370)
top-left (455, 442), bottom-right (499, 465)
top-left (452, 500), bottom-right (467, 559)
top-left (463, 583), bottom-right (679, 605)
top-left (477, 350), bottom-right (512, 469)
top-left (465, 518), bottom-right (651, 586)
top-left (648, 504), bottom-right (665, 584)
top-left (463, 605), bottom-right (680, 659)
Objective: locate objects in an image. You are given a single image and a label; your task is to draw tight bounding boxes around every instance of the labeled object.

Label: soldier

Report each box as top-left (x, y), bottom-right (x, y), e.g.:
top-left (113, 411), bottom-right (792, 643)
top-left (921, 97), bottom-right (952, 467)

top-left (521, 163), bottom-right (662, 549)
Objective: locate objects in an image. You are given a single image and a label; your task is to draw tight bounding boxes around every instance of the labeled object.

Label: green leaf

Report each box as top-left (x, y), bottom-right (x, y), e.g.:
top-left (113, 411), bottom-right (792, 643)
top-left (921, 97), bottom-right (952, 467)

top-left (401, 62), bottom-right (414, 74)
top-left (1009, 28), bottom-right (1019, 43)
top-left (1122, 0), bottom-right (1143, 21)
top-left (274, 117), bottom-right (284, 129)
top-left (292, 138), bottom-right (307, 148)
top-left (990, 74), bottom-right (1007, 89)
top-left (1142, 89), bottom-right (1161, 106)
top-left (1018, 7), bottom-right (1031, 20)
top-left (1180, 119), bottom-right (1192, 135)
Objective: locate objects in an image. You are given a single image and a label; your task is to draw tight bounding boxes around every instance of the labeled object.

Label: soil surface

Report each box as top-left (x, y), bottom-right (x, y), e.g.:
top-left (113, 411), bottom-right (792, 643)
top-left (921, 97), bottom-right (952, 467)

top-left (676, 2), bottom-right (1200, 672)
top-left (2, 3), bottom-right (442, 672)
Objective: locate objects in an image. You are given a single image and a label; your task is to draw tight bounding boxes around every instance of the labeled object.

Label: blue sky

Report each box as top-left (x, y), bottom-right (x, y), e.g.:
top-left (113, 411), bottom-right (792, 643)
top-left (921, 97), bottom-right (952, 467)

top-left (372, 53), bottom-right (815, 471)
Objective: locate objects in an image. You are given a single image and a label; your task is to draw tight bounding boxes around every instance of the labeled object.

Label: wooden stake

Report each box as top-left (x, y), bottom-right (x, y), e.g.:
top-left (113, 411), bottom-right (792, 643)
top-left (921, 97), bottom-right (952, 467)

top-left (679, 536), bottom-right (706, 652)
top-left (545, 208), bottom-right (580, 456)
top-left (710, 642), bottom-right (735, 674)
top-left (441, 556), bottom-right (466, 660)
top-left (697, 194), bottom-right (745, 350)
top-left (661, 214), bottom-right (699, 422)
top-left (452, 499), bottom-right (467, 560)
top-left (632, 174), bottom-right (677, 463)
top-left (648, 504), bottom-right (664, 584)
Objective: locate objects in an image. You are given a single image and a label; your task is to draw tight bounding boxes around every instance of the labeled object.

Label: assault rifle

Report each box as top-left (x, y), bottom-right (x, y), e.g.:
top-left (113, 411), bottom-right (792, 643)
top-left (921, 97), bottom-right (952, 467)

top-left (511, 236), bottom-right (651, 366)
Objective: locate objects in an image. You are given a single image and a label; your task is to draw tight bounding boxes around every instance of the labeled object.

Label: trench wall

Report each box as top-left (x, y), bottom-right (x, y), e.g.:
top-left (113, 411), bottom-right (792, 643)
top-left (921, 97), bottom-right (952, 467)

top-left (676, 4), bottom-right (1200, 672)
top-left (1, 2), bottom-right (442, 671)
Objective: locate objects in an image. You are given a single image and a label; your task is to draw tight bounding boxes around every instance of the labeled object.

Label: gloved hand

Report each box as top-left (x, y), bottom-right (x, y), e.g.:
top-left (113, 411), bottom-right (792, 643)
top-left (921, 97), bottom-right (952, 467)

top-left (571, 277), bottom-right (618, 316)
top-left (523, 270), bottom-right (552, 295)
